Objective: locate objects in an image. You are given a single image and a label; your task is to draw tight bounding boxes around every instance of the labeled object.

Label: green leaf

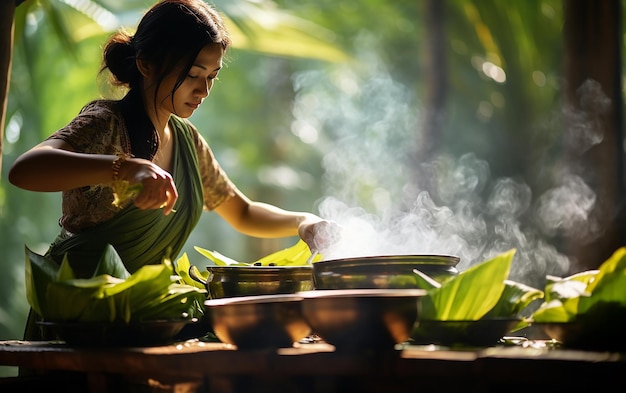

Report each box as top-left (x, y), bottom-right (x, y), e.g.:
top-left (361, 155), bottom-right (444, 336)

top-left (531, 299), bottom-right (578, 323)
top-left (484, 280), bottom-right (543, 318)
top-left (412, 269), bottom-right (442, 290)
top-left (254, 239), bottom-right (318, 266)
top-left (531, 247), bottom-right (626, 323)
top-left (92, 244), bottom-right (131, 279)
top-left (44, 276), bottom-right (122, 322)
top-left (56, 254), bottom-right (76, 282)
top-left (420, 249), bottom-right (516, 320)
top-left (173, 253), bottom-right (207, 290)
top-left (132, 284), bottom-right (206, 321)
top-left (26, 244), bottom-right (206, 323)
top-left (24, 246), bottom-right (60, 316)
top-left (584, 247), bottom-right (626, 294)
top-left (218, 1), bottom-right (350, 63)
top-left (194, 246), bottom-right (249, 266)
top-left (194, 240), bottom-right (320, 267)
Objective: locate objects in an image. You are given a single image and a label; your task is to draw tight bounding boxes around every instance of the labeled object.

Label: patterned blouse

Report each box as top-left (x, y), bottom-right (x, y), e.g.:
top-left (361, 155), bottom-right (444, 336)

top-left (47, 99), bottom-right (237, 233)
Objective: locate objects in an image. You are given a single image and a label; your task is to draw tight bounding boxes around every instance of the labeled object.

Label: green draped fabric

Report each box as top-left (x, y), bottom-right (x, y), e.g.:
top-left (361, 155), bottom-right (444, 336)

top-left (45, 116), bottom-right (204, 277)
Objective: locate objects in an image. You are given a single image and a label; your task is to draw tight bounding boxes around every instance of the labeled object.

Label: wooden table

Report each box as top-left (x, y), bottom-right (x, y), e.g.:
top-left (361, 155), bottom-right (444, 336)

top-left (0, 338), bottom-right (624, 392)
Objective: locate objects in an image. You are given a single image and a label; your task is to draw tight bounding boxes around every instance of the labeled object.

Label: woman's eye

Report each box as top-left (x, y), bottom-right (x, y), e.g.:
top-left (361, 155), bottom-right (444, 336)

top-left (187, 74), bottom-right (198, 79)
top-left (209, 75), bottom-right (219, 81)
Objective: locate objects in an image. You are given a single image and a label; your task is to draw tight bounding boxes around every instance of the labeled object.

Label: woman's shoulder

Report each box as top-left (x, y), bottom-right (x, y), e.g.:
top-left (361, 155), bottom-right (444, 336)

top-left (49, 98), bottom-right (128, 154)
top-left (78, 98), bottom-right (123, 117)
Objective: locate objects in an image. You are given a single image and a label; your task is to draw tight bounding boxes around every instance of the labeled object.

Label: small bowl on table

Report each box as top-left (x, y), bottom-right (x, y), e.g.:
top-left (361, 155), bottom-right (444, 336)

top-left (204, 293), bottom-right (311, 349)
top-left (298, 288), bottom-right (426, 352)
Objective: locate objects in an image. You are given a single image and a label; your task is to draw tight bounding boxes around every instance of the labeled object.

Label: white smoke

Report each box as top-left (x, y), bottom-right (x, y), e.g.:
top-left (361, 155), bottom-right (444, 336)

top-left (291, 50), bottom-right (603, 288)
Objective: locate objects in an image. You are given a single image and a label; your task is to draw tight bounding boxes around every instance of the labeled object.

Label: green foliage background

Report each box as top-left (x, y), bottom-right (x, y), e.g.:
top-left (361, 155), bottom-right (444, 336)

top-left (2, 0), bottom-right (622, 373)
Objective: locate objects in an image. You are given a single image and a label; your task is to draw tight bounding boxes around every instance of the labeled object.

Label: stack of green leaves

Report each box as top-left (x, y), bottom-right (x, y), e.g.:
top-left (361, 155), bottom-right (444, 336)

top-left (173, 252), bottom-right (209, 291)
top-left (25, 244), bottom-right (207, 323)
top-left (532, 247), bottom-right (626, 323)
top-left (413, 249), bottom-right (543, 322)
top-left (194, 239), bottom-right (321, 266)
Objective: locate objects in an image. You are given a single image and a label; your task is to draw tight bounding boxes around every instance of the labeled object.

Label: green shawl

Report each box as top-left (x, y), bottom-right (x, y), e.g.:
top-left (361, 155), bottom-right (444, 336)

top-left (46, 116), bottom-right (204, 277)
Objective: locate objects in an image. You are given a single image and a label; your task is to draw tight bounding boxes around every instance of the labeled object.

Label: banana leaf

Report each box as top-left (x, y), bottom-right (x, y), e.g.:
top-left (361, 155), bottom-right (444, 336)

top-left (532, 247), bottom-right (626, 323)
top-left (171, 254), bottom-right (210, 318)
top-left (25, 245), bottom-right (61, 316)
top-left (419, 249), bottom-right (516, 321)
top-left (132, 284), bottom-right (206, 321)
top-left (485, 280), bottom-right (544, 318)
top-left (44, 275), bottom-right (124, 321)
top-left (412, 268), bottom-right (442, 290)
top-left (194, 246), bottom-right (246, 266)
top-left (173, 253), bottom-right (207, 290)
top-left (92, 243), bottom-right (131, 279)
top-left (254, 239), bottom-right (320, 265)
top-left (25, 244), bottom-right (206, 323)
top-left (194, 239), bottom-right (320, 266)
top-left (56, 254), bottom-right (76, 282)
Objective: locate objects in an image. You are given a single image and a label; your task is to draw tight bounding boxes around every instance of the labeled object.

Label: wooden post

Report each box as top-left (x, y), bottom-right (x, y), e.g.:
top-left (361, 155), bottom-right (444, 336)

top-left (0, 0), bottom-right (17, 176)
top-left (562, 0), bottom-right (625, 270)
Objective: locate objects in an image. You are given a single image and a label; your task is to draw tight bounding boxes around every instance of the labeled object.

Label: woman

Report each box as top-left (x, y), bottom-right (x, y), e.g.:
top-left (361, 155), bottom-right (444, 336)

top-left (9, 0), bottom-right (335, 282)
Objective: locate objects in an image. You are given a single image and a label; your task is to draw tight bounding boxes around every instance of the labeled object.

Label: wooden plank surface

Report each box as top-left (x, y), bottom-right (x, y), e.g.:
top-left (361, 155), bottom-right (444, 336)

top-left (1, 339), bottom-right (625, 392)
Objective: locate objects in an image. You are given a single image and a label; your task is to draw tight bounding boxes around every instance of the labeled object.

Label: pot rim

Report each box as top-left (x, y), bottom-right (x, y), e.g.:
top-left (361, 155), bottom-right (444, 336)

top-left (207, 265), bottom-right (313, 272)
top-left (204, 293), bottom-right (304, 306)
top-left (314, 254), bottom-right (461, 268)
top-left (297, 288), bottom-right (427, 299)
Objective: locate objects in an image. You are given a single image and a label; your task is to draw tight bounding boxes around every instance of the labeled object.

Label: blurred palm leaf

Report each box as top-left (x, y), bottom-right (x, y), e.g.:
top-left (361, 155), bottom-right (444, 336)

top-left (214, 0), bottom-right (349, 62)
top-left (14, 0), bottom-right (348, 62)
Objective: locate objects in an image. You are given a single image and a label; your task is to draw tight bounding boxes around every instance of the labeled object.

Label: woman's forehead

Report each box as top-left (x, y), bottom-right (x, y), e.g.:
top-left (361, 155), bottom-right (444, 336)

top-left (192, 43), bottom-right (224, 70)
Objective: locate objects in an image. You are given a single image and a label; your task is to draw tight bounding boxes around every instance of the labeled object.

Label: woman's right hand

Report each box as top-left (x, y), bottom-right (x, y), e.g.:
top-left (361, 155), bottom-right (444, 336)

top-left (117, 157), bottom-right (178, 215)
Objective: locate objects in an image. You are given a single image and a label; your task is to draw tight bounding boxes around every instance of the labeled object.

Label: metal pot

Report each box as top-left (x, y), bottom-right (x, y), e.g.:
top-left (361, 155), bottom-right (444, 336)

top-left (189, 265), bottom-right (314, 299)
top-left (204, 294), bottom-right (311, 349)
top-left (312, 254), bottom-right (460, 290)
top-left (299, 288), bottom-right (427, 351)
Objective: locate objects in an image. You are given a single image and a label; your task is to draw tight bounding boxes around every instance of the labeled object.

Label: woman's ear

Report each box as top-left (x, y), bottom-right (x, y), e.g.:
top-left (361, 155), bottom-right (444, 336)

top-left (136, 57), bottom-right (152, 78)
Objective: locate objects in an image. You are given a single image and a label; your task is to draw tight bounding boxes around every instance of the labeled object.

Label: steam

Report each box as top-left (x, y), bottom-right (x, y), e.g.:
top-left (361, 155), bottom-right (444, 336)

top-left (291, 49), bottom-right (603, 288)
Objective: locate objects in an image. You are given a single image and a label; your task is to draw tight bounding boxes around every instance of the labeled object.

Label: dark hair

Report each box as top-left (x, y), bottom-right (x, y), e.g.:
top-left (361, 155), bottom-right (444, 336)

top-left (101, 0), bottom-right (230, 95)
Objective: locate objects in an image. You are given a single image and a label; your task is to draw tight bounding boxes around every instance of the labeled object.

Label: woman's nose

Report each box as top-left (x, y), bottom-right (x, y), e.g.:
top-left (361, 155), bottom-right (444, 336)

top-left (197, 80), bottom-right (211, 98)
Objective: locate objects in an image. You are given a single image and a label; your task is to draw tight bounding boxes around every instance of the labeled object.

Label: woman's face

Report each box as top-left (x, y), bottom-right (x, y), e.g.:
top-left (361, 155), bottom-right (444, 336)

top-left (156, 43), bottom-right (224, 119)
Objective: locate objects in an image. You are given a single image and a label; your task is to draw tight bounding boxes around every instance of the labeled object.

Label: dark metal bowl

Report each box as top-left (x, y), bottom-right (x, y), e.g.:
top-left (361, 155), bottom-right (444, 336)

top-left (204, 294), bottom-right (311, 349)
top-left (312, 255), bottom-right (460, 290)
top-left (298, 289), bottom-right (426, 351)
top-left (192, 265), bottom-right (314, 298)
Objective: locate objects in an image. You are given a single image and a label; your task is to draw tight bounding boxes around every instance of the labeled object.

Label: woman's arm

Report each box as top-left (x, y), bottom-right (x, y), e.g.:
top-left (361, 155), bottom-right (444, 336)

top-left (8, 139), bottom-right (117, 191)
top-left (214, 189), bottom-right (338, 250)
top-left (8, 139), bottom-right (178, 214)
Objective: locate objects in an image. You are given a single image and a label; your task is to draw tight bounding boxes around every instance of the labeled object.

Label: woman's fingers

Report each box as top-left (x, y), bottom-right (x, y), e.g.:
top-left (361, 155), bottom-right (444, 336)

top-left (301, 220), bottom-right (343, 252)
top-left (129, 161), bottom-right (178, 214)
